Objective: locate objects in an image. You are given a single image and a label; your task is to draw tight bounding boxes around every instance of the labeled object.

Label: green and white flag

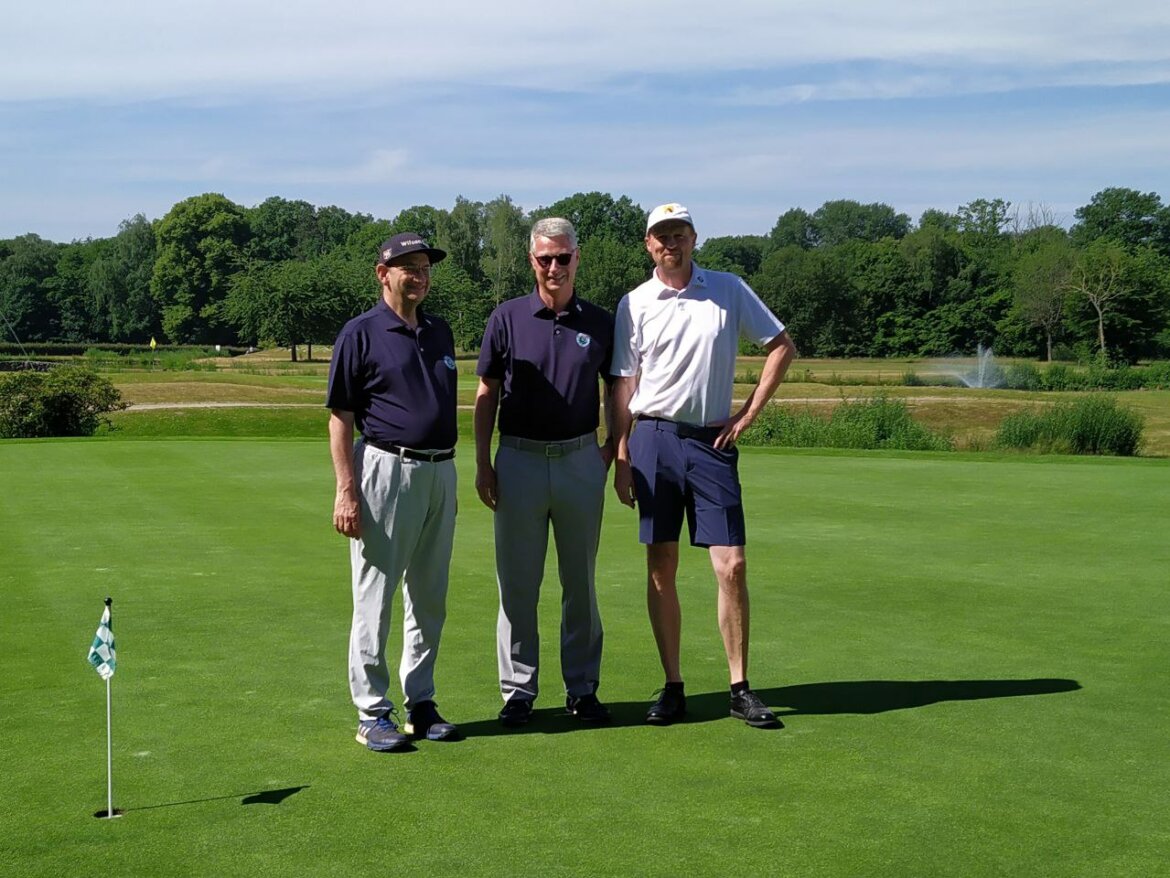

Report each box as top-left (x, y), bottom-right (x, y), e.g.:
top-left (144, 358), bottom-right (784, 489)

top-left (88, 605), bottom-right (116, 680)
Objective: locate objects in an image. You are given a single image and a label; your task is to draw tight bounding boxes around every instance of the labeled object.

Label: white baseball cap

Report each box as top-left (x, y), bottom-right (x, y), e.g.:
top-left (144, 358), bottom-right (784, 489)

top-left (646, 203), bottom-right (694, 233)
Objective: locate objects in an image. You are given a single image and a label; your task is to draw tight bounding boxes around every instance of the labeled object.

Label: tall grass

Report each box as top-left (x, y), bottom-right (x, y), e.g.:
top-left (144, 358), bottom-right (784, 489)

top-left (995, 395), bottom-right (1144, 456)
top-left (742, 394), bottom-right (952, 451)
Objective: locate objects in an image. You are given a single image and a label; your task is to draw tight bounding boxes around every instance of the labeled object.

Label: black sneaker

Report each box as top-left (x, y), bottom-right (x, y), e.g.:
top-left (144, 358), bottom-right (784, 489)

top-left (566, 693), bottom-right (611, 723)
top-left (730, 689), bottom-right (781, 728)
top-left (498, 698), bottom-right (534, 727)
top-left (645, 687), bottom-right (686, 725)
top-left (404, 700), bottom-right (458, 741)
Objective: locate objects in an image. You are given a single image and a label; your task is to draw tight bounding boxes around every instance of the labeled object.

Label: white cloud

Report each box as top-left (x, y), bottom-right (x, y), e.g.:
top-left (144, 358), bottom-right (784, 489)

top-left (5, 1), bottom-right (1170, 101)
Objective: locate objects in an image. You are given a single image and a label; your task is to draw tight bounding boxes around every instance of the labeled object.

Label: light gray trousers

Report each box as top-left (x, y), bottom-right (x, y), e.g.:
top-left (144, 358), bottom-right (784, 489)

top-left (348, 441), bottom-right (456, 721)
top-left (494, 436), bottom-right (606, 701)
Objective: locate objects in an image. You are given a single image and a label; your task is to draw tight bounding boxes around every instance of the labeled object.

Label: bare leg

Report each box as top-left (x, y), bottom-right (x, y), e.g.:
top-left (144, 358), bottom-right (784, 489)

top-left (709, 545), bottom-right (749, 685)
top-left (646, 542), bottom-right (682, 682)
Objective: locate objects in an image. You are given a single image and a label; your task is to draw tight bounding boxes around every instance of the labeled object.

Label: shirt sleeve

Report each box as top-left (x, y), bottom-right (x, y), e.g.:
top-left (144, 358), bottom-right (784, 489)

top-left (475, 309), bottom-right (506, 380)
top-left (610, 295), bottom-right (640, 378)
top-left (325, 327), bottom-right (364, 411)
top-left (736, 278), bottom-right (786, 346)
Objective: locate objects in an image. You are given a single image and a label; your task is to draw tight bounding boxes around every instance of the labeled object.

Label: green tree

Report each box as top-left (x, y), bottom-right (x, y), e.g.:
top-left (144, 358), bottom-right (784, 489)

top-left (151, 193), bottom-right (251, 344)
top-left (424, 259), bottom-right (492, 351)
top-left (696, 236), bottom-right (768, 277)
top-left (531, 192), bottom-right (646, 245)
top-left (480, 195), bottom-right (529, 306)
top-left (87, 215), bottom-right (159, 342)
top-left (0, 234), bottom-right (61, 343)
top-left (1011, 230), bottom-right (1073, 361)
top-left (1072, 187), bottom-right (1169, 253)
top-left (436, 197), bottom-right (484, 284)
top-left (811, 200), bottom-right (911, 246)
top-left (769, 208), bottom-right (817, 250)
top-left (387, 205), bottom-right (445, 243)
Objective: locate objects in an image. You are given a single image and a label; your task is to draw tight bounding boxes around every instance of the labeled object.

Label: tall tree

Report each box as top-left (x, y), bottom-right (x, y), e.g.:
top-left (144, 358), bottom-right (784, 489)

top-left (811, 200), bottom-right (911, 246)
top-left (436, 197), bottom-right (484, 284)
top-left (1072, 187), bottom-right (1169, 253)
top-left (1066, 239), bottom-right (1129, 358)
top-left (1011, 229), bottom-right (1073, 361)
top-left (532, 192), bottom-right (645, 245)
top-left (770, 208), bottom-right (817, 250)
top-left (0, 234), bottom-right (61, 343)
top-left (87, 215), bottom-right (159, 342)
top-left (480, 195), bottom-right (529, 305)
top-left (151, 193), bottom-right (251, 343)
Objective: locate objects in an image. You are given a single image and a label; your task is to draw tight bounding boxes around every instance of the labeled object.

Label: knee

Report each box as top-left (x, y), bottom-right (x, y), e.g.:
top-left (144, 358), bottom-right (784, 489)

top-left (714, 555), bottom-right (747, 589)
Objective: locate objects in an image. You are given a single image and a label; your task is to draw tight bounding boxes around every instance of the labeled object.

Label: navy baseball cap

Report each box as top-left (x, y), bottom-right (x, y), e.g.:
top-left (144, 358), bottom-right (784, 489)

top-left (378, 232), bottom-right (447, 266)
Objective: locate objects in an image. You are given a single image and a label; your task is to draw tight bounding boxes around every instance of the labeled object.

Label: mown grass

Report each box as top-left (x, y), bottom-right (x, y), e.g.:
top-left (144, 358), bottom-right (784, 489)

top-left (2, 438), bottom-right (1168, 877)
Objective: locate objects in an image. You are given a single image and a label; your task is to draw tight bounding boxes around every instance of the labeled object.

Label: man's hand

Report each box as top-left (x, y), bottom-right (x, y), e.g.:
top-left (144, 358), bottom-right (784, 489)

top-left (475, 462), bottom-right (498, 511)
top-left (613, 458), bottom-right (636, 508)
top-left (712, 410), bottom-right (753, 450)
top-left (333, 487), bottom-right (361, 538)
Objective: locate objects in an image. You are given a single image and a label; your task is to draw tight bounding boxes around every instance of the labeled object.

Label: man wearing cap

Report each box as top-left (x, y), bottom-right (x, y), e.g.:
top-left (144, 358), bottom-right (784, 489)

top-left (611, 203), bottom-right (797, 728)
top-left (327, 232), bottom-right (460, 751)
top-left (474, 217), bottom-right (615, 727)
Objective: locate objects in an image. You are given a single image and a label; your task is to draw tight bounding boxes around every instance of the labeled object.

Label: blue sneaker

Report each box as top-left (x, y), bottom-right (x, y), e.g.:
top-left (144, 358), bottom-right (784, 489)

top-left (404, 700), bottom-right (458, 741)
top-left (356, 715), bottom-right (409, 751)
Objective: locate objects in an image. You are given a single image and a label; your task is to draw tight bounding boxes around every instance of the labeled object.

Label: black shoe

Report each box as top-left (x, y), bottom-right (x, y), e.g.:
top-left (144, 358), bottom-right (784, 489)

top-left (730, 689), bottom-right (781, 728)
top-left (404, 700), bottom-right (458, 741)
top-left (566, 693), bottom-right (611, 723)
top-left (498, 698), bottom-right (534, 727)
top-left (645, 687), bottom-right (686, 725)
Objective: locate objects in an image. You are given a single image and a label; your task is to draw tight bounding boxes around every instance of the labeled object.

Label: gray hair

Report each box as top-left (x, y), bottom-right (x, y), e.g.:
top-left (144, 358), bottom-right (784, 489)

top-left (529, 217), bottom-right (578, 252)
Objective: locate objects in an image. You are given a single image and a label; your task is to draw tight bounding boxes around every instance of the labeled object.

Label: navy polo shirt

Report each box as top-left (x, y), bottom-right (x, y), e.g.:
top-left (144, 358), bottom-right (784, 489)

top-left (476, 290), bottom-right (615, 441)
top-left (326, 299), bottom-right (458, 449)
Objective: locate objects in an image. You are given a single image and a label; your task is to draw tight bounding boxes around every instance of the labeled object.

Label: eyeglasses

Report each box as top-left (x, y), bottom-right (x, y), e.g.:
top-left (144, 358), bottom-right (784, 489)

top-left (533, 252), bottom-right (574, 269)
top-left (391, 263), bottom-right (431, 275)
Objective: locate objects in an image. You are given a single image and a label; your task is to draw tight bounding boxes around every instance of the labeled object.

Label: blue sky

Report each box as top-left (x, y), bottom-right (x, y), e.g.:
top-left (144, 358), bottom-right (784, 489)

top-left (3, 1), bottom-right (1169, 243)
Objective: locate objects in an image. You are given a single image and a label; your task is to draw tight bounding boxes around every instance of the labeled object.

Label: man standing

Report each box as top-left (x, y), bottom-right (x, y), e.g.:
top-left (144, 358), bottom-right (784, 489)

top-left (327, 232), bottom-right (460, 751)
top-left (474, 217), bottom-right (615, 726)
top-left (611, 203), bottom-right (797, 728)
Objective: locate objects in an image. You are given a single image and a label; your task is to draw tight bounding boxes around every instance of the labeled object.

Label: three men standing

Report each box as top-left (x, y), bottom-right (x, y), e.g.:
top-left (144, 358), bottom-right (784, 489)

top-left (327, 233), bottom-right (460, 751)
top-left (475, 217), bottom-right (615, 726)
top-left (611, 203), bottom-right (797, 728)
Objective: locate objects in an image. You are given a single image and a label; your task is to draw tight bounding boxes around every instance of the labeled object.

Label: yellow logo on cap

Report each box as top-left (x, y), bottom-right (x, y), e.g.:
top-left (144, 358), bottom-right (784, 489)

top-left (664, 206), bottom-right (674, 213)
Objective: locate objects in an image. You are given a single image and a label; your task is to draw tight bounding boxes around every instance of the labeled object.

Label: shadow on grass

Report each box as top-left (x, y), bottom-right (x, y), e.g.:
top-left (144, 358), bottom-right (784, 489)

top-left (123, 785), bottom-right (310, 812)
top-left (456, 678), bottom-right (1081, 737)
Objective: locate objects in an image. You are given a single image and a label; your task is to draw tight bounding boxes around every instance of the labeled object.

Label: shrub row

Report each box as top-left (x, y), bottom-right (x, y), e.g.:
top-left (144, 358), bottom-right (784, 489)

top-left (995, 396), bottom-right (1144, 456)
top-left (742, 395), bottom-right (953, 452)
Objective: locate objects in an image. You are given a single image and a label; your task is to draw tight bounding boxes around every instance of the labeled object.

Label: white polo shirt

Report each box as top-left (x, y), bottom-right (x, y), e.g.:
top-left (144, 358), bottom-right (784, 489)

top-left (612, 262), bottom-right (785, 426)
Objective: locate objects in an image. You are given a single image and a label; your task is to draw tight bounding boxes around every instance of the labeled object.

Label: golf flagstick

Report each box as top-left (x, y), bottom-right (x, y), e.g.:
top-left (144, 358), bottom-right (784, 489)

top-left (88, 597), bottom-right (119, 818)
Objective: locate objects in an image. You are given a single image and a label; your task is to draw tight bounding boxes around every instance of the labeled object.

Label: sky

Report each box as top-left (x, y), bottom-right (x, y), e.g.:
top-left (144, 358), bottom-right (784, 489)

top-left (3, 1), bottom-right (1169, 243)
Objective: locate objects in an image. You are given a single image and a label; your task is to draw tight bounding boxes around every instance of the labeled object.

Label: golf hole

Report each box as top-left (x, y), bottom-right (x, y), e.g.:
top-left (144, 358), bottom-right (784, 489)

top-left (93, 809), bottom-right (124, 819)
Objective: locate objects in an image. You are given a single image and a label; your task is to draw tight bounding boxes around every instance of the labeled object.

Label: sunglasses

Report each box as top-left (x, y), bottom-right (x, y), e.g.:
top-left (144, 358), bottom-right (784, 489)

top-left (533, 252), bottom-right (574, 268)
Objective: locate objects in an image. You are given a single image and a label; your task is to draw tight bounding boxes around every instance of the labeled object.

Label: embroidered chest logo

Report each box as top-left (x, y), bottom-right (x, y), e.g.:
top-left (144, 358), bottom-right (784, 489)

top-left (443, 356), bottom-right (456, 370)
top-left (575, 333), bottom-right (591, 348)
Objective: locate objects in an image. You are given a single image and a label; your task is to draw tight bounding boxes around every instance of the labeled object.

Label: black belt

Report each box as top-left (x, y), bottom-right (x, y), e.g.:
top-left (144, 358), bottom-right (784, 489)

top-left (498, 434), bottom-right (595, 458)
top-left (637, 416), bottom-right (721, 441)
top-left (364, 437), bottom-right (455, 462)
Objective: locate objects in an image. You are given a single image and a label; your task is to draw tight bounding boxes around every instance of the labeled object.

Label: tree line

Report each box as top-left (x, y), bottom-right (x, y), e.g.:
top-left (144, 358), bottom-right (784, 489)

top-left (2, 188), bottom-right (1169, 363)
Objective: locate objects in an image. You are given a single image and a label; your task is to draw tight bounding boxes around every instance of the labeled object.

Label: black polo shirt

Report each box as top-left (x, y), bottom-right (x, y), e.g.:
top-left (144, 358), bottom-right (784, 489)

top-left (326, 299), bottom-right (458, 449)
top-left (476, 290), bottom-right (615, 441)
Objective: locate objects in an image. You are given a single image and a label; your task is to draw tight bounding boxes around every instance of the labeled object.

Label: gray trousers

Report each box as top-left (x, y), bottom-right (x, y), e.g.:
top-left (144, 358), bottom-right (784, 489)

top-left (348, 441), bottom-right (456, 721)
top-left (494, 435), bottom-right (606, 701)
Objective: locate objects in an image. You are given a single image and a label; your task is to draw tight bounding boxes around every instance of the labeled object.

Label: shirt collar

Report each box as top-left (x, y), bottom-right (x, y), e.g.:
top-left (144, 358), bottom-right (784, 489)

top-left (377, 298), bottom-right (430, 331)
top-left (652, 261), bottom-right (706, 298)
top-left (528, 287), bottom-right (580, 317)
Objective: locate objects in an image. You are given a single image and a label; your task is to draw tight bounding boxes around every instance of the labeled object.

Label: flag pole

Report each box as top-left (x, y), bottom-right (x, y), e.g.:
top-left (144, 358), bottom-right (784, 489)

top-left (104, 597), bottom-right (115, 819)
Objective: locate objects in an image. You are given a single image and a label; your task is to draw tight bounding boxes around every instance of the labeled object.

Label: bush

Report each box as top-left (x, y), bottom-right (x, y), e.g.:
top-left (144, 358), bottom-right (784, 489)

top-left (1001, 363), bottom-right (1042, 391)
top-left (0, 366), bottom-right (126, 438)
top-left (995, 396), bottom-right (1143, 456)
top-left (742, 394), bottom-right (952, 452)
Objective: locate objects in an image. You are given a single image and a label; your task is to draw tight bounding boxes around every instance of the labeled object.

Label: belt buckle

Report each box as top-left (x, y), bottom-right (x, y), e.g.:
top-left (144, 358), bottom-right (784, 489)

top-left (545, 443), bottom-right (563, 458)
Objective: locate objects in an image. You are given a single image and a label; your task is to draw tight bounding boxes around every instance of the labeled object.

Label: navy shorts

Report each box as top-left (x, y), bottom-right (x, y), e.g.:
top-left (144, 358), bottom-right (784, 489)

top-left (629, 417), bottom-right (746, 548)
